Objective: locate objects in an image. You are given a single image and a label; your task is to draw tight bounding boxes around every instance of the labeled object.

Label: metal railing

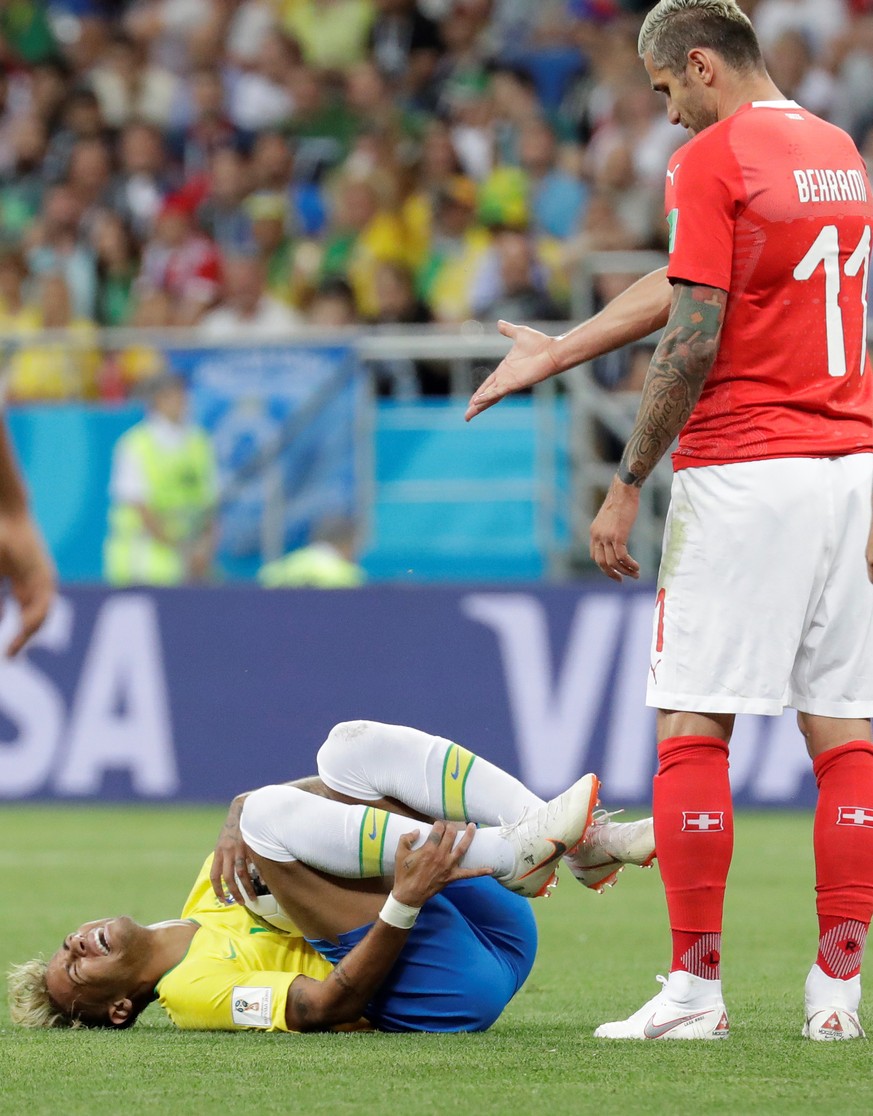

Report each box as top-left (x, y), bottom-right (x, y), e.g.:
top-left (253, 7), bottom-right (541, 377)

top-left (0, 251), bottom-right (677, 579)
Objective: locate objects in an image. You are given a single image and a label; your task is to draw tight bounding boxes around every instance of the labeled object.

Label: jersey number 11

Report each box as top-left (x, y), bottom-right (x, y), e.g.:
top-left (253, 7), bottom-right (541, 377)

top-left (793, 224), bottom-right (871, 378)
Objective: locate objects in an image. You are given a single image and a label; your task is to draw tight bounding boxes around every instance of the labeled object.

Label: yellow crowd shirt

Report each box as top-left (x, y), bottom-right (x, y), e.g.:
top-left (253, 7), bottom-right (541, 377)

top-left (156, 856), bottom-right (333, 1031)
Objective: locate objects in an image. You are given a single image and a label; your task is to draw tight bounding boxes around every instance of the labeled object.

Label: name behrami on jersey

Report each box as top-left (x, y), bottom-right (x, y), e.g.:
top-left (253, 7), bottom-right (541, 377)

top-left (664, 100), bottom-right (873, 468)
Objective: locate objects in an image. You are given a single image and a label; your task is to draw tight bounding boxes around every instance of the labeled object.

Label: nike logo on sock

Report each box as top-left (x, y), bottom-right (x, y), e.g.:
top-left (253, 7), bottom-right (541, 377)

top-left (368, 812), bottom-right (379, 840)
top-left (450, 750), bottom-right (461, 780)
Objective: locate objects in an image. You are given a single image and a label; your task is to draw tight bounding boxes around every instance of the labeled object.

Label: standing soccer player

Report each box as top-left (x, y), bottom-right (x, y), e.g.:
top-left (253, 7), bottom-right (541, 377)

top-left (468, 0), bottom-right (873, 1041)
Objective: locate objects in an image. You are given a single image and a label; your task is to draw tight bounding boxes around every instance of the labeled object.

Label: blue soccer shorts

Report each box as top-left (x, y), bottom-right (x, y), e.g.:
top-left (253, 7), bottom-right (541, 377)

top-left (306, 877), bottom-right (537, 1032)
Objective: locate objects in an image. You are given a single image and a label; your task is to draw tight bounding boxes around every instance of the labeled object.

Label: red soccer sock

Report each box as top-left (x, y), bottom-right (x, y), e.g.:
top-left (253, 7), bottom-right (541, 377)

top-left (812, 741), bottom-right (873, 980)
top-left (653, 735), bottom-right (733, 980)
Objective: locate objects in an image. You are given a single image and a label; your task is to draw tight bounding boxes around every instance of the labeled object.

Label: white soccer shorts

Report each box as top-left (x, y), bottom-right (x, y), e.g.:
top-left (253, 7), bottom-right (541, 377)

top-left (645, 453), bottom-right (873, 716)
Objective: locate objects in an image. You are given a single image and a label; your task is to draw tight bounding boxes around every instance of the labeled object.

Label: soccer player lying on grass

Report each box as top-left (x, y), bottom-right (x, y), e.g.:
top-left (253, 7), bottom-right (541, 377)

top-left (9, 721), bottom-right (654, 1034)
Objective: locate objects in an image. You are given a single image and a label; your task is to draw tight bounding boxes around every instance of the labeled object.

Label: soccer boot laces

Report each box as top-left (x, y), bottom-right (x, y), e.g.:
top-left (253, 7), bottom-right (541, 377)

top-left (496, 774), bottom-right (599, 898)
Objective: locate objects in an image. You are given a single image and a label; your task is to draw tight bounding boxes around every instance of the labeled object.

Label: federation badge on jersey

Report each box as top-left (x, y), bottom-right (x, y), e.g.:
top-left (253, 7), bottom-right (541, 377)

top-left (232, 986), bottom-right (273, 1028)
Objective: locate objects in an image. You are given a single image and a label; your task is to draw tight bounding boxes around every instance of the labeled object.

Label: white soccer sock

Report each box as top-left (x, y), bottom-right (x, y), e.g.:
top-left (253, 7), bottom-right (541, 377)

top-left (316, 720), bottom-right (543, 824)
top-left (240, 783), bottom-right (515, 879)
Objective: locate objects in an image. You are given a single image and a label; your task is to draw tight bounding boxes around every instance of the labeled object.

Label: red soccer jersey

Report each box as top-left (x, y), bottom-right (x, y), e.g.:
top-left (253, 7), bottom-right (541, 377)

top-left (664, 100), bottom-right (873, 468)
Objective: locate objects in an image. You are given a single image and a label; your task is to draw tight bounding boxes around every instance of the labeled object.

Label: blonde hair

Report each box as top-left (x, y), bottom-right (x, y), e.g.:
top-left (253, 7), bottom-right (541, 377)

top-left (639, 0), bottom-right (762, 74)
top-left (7, 959), bottom-right (80, 1029)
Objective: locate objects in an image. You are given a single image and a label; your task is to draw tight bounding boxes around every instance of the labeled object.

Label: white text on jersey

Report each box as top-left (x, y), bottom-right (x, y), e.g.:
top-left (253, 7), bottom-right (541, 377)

top-left (793, 168), bottom-right (868, 204)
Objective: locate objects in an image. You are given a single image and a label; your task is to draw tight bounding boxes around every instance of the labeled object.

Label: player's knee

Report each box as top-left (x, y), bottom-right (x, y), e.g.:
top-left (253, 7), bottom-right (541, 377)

top-left (317, 720), bottom-right (375, 770)
top-left (241, 784), bottom-right (304, 843)
top-left (330, 719), bottom-right (375, 742)
top-left (461, 963), bottom-right (519, 1032)
top-left (796, 711), bottom-right (814, 755)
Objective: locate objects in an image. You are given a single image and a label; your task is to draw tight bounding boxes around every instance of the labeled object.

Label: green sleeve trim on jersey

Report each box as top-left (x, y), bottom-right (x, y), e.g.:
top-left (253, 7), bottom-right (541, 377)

top-left (667, 209), bottom-right (679, 253)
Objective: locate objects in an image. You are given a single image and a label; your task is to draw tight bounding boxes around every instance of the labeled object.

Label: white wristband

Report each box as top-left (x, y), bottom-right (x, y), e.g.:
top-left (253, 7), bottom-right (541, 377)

top-left (378, 892), bottom-right (421, 930)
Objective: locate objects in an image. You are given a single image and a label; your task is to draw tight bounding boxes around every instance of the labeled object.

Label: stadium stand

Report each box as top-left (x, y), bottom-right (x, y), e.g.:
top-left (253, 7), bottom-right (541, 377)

top-left (2, 0), bottom-right (871, 397)
top-left (1, 0), bottom-right (872, 580)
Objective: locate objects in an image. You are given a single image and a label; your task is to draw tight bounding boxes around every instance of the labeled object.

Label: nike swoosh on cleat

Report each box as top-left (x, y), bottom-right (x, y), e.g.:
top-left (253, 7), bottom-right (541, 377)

top-left (642, 1011), bottom-right (708, 1039)
top-left (450, 750), bottom-right (461, 780)
top-left (518, 839), bottom-right (568, 879)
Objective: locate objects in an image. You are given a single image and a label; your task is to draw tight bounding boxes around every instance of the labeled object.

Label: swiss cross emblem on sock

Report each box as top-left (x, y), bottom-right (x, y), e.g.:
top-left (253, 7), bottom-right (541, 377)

top-left (836, 806), bottom-right (873, 827)
top-left (682, 811), bottom-right (725, 832)
top-left (821, 1012), bottom-right (844, 1033)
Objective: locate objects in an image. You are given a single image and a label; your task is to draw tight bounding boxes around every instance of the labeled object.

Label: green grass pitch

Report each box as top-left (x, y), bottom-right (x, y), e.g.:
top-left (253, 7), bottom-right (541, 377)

top-left (2, 805), bottom-right (872, 1116)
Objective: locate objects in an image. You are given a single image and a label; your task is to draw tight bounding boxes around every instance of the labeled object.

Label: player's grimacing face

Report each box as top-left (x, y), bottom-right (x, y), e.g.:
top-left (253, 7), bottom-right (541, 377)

top-left (644, 54), bottom-right (719, 136)
top-left (44, 915), bottom-right (146, 1020)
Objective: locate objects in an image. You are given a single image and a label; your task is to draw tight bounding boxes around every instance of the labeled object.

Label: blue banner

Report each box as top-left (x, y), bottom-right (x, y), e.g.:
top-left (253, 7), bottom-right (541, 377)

top-left (0, 585), bottom-right (820, 808)
top-left (168, 344), bottom-right (365, 579)
top-left (7, 404), bottom-right (142, 582)
top-left (7, 345), bottom-right (365, 582)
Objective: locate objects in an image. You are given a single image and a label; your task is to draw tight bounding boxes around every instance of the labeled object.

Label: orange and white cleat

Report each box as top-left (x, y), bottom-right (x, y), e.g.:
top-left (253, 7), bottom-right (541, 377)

top-left (563, 811), bottom-right (656, 893)
top-left (497, 774), bottom-right (599, 898)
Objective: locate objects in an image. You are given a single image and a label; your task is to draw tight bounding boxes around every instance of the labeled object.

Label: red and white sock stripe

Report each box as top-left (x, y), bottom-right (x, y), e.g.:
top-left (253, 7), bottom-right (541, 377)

top-left (679, 932), bottom-right (722, 978)
top-left (817, 919), bottom-right (868, 979)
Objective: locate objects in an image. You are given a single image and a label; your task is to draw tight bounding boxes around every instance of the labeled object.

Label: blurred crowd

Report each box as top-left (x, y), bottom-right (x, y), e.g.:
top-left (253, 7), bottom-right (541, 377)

top-left (1, 0), bottom-right (873, 399)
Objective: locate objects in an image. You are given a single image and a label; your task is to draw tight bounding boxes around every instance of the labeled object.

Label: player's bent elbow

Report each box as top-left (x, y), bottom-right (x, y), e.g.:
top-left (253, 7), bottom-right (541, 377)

top-left (285, 975), bottom-right (362, 1032)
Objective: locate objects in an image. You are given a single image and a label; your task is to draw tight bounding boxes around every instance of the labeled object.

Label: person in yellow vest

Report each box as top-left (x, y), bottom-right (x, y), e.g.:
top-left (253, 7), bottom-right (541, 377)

top-left (258, 516), bottom-right (365, 588)
top-left (104, 371), bottom-right (218, 586)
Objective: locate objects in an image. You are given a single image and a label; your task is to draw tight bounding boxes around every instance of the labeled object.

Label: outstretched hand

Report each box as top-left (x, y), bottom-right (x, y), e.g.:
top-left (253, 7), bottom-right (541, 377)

top-left (391, 821), bottom-right (490, 907)
top-left (0, 510), bottom-right (55, 656)
top-left (465, 321), bottom-right (560, 421)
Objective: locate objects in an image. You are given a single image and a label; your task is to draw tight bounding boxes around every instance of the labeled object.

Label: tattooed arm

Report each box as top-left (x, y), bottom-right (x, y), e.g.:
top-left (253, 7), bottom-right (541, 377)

top-left (589, 282), bottom-right (728, 582)
top-left (284, 919), bottom-right (412, 1032)
top-left (618, 282), bottom-right (727, 486)
top-left (283, 822), bottom-right (486, 1031)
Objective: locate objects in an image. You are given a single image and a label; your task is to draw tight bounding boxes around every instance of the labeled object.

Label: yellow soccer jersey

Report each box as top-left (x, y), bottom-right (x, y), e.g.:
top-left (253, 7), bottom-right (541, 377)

top-left (156, 856), bottom-right (333, 1031)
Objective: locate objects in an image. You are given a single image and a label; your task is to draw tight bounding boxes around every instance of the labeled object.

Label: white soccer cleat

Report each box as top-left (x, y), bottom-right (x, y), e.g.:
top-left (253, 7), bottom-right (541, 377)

top-left (594, 971), bottom-right (729, 1040)
top-left (803, 964), bottom-right (865, 1041)
top-left (563, 811), bottom-right (656, 892)
top-left (804, 1008), bottom-right (865, 1041)
top-left (497, 774), bottom-right (599, 898)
